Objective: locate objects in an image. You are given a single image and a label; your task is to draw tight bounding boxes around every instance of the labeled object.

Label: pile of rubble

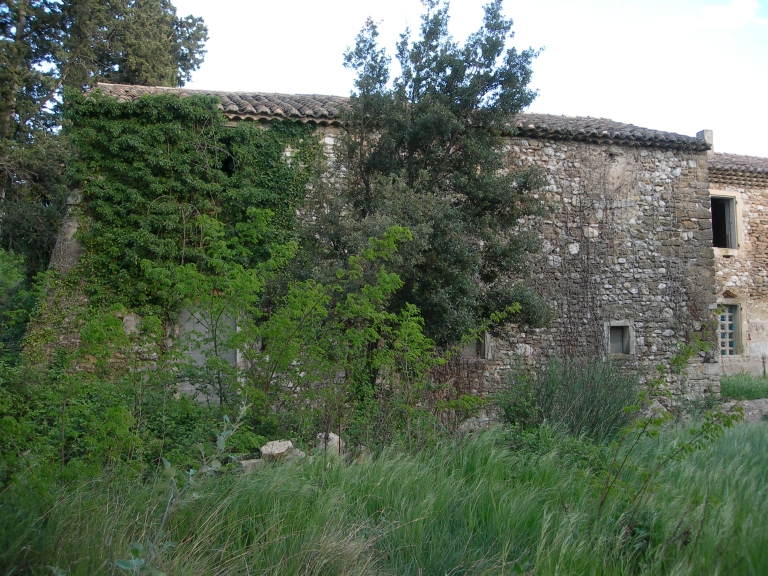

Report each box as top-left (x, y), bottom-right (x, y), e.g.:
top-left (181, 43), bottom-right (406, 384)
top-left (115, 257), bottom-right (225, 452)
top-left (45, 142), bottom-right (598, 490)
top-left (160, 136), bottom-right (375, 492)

top-left (238, 432), bottom-right (351, 472)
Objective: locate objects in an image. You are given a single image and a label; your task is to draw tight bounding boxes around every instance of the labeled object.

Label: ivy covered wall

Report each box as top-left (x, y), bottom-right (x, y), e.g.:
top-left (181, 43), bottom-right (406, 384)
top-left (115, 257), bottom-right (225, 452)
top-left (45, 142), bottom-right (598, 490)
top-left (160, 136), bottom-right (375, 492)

top-left (64, 90), bottom-right (320, 316)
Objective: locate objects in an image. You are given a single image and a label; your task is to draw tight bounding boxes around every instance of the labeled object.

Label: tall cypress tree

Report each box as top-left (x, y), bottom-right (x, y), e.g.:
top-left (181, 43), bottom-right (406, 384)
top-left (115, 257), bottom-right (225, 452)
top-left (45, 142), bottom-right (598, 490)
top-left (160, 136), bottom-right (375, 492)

top-left (89, 0), bottom-right (208, 88)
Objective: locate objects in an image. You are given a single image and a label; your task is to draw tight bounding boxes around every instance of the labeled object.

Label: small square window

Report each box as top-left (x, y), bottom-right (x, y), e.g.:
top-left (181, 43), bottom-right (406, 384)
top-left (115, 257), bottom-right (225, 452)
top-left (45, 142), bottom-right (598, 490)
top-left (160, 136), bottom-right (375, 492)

top-left (610, 326), bottom-right (630, 355)
top-left (719, 305), bottom-right (741, 356)
top-left (711, 197), bottom-right (737, 249)
top-left (460, 332), bottom-right (492, 360)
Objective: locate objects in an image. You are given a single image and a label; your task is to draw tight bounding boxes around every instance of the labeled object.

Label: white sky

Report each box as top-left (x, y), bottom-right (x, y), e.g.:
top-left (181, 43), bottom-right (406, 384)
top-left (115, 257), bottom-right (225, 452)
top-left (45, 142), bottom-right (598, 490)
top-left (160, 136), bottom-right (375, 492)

top-left (172, 0), bottom-right (768, 157)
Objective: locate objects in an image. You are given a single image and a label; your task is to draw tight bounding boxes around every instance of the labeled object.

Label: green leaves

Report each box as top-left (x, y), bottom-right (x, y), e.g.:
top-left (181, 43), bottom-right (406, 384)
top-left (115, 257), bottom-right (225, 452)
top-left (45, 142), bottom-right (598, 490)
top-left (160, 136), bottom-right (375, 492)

top-left (115, 557), bottom-right (144, 571)
top-left (319, 0), bottom-right (547, 347)
top-left (65, 92), bottom-right (318, 314)
top-left (0, 1), bottom-right (208, 302)
top-left (115, 539), bottom-right (171, 575)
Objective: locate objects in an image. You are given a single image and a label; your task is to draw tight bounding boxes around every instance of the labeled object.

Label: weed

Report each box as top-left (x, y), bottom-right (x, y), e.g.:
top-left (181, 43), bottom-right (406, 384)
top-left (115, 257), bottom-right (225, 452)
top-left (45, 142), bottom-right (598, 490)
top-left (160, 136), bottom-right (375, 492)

top-left (3, 424), bottom-right (766, 575)
top-left (721, 372), bottom-right (768, 400)
top-left (495, 357), bottom-right (639, 442)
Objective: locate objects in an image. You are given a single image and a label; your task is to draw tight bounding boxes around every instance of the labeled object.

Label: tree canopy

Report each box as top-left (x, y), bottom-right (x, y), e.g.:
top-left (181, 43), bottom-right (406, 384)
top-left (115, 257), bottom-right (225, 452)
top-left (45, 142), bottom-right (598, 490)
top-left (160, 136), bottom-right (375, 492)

top-left (0, 0), bottom-right (207, 140)
top-left (299, 0), bottom-right (550, 347)
top-left (0, 0), bottom-right (208, 278)
top-left (0, 0), bottom-right (207, 359)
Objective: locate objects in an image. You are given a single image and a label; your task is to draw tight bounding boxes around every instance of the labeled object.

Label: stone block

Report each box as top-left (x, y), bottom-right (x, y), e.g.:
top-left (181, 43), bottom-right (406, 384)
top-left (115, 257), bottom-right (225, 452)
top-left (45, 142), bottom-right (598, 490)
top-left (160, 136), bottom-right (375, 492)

top-left (316, 432), bottom-right (344, 455)
top-left (239, 459), bottom-right (265, 472)
top-left (260, 440), bottom-right (294, 461)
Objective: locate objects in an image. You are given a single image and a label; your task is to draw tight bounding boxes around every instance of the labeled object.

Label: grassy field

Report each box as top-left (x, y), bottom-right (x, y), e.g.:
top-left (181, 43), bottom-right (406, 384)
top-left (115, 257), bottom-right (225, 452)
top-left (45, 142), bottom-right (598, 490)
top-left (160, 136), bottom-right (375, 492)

top-left (2, 422), bottom-right (766, 576)
top-left (721, 372), bottom-right (768, 400)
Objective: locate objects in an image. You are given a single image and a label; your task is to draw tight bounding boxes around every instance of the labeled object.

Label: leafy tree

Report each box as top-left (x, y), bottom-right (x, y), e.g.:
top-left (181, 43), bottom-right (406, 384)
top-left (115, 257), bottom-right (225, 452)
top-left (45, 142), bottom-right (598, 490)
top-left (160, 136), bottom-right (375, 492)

top-left (85, 0), bottom-right (208, 88)
top-left (0, 1), bottom-right (208, 360)
top-left (0, 0), bottom-right (208, 281)
top-left (0, 247), bottom-right (39, 361)
top-left (0, 0), bottom-right (206, 139)
top-left (299, 0), bottom-right (550, 348)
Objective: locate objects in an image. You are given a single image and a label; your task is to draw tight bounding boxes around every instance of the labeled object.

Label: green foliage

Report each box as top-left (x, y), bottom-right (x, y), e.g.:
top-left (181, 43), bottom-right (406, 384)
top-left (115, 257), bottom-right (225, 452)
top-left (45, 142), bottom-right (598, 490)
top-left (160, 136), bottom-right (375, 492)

top-left (0, 0), bottom-right (207, 140)
top-left (0, 223), bottom-right (439, 487)
top-left (0, 242), bottom-right (26, 297)
top-left (594, 381), bottom-right (743, 567)
top-left (721, 371), bottom-right (768, 400)
top-left (114, 407), bottom-right (249, 576)
top-left (1, 87), bottom-right (446, 486)
top-left (3, 424), bottom-right (768, 575)
top-left (493, 363), bottom-right (539, 430)
top-left (65, 90), bottom-right (320, 313)
top-left (174, 221), bottom-right (443, 447)
top-left (496, 357), bottom-right (639, 442)
top-left (670, 333), bottom-right (711, 375)
top-left (1, 0), bottom-right (208, 326)
top-left (0, 298), bottom-right (258, 487)
top-left (2, 0), bottom-right (552, 491)
top-left (0, 248), bottom-right (35, 360)
top-left (0, 134), bottom-right (71, 276)
top-left (300, 0), bottom-right (549, 348)
top-left (0, 0), bottom-right (207, 338)
top-left (92, 0), bottom-right (208, 88)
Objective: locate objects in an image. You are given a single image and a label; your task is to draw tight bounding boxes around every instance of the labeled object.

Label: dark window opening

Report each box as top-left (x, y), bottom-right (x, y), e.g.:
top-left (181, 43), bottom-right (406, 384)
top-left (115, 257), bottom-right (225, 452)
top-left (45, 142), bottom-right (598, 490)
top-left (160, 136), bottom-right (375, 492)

top-left (711, 197), bottom-right (736, 248)
top-left (609, 326), bottom-right (630, 354)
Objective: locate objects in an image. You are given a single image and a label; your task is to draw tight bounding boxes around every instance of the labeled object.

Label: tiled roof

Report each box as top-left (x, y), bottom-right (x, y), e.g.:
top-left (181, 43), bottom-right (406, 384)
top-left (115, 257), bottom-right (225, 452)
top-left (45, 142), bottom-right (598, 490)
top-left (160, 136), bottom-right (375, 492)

top-left (94, 83), bottom-right (346, 125)
top-left (710, 152), bottom-right (768, 174)
top-left (709, 152), bottom-right (768, 188)
top-left (93, 83), bottom-right (708, 150)
top-left (510, 113), bottom-right (708, 151)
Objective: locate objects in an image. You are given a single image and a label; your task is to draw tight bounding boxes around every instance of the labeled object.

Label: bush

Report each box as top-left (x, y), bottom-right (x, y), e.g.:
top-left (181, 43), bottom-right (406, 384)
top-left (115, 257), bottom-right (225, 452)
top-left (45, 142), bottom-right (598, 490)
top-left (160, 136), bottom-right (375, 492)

top-left (721, 372), bottom-right (768, 400)
top-left (496, 357), bottom-right (639, 442)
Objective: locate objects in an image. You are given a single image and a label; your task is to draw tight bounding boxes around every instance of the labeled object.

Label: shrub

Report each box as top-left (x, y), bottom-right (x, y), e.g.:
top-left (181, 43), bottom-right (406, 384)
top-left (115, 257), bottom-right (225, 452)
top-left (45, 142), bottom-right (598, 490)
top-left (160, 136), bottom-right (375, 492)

top-left (496, 357), bottom-right (639, 442)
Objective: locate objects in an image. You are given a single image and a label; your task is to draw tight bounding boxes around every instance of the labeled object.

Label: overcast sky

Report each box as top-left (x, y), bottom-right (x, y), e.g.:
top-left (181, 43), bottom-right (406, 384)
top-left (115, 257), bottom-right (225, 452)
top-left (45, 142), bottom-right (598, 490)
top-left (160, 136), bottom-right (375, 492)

top-left (171, 0), bottom-right (768, 157)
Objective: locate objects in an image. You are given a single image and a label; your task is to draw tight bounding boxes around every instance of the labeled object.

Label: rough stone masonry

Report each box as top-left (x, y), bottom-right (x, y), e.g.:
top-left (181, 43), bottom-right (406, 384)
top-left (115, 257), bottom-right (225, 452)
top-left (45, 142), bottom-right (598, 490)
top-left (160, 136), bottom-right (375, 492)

top-left (48, 84), bottom-right (768, 406)
top-left (482, 130), bottom-right (720, 404)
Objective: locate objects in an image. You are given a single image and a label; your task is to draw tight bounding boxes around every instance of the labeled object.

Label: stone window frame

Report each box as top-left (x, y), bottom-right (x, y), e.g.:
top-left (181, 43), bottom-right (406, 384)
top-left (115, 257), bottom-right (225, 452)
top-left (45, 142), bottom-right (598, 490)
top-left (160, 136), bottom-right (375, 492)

top-left (716, 296), bottom-right (746, 358)
top-left (460, 332), bottom-right (493, 360)
top-left (709, 189), bottom-right (743, 257)
top-left (604, 319), bottom-right (636, 356)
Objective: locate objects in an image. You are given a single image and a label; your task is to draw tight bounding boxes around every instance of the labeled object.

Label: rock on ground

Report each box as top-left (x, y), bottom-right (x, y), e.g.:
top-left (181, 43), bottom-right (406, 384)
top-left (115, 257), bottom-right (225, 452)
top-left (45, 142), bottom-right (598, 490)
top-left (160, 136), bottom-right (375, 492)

top-left (316, 432), bottom-right (344, 455)
top-left (260, 440), bottom-right (294, 461)
top-left (239, 459), bottom-right (265, 472)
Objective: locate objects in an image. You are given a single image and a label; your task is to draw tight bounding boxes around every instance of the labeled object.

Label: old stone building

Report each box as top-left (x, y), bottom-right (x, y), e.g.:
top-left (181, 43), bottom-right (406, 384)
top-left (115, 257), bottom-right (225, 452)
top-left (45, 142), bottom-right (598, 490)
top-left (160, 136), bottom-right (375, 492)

top-left (707, 151), bottom-right (768, 376)
top-left (56, 84), bottom-right (768, 401)
top-left (483, 116), bottom-right (720, 402)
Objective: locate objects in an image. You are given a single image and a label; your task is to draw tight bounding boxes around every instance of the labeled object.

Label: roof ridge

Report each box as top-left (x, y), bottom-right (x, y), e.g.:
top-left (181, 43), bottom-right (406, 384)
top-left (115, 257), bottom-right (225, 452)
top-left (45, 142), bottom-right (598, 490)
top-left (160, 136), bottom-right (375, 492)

top-left (90, 83), bottom-right (710, 151)
top-left (709, 151), bottom-right (768, 179)
top-left (712, 151), bottom-right (768, 161)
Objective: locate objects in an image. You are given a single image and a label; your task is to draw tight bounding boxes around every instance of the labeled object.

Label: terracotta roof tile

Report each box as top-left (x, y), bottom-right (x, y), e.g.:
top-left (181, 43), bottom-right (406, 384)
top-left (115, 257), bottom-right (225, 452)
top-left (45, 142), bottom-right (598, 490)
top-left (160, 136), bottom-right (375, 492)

top-left (94, 83), bottom-right (347, 126)
top-left (709, 152), bottom-right (768, 188)
top-left (710, 152), bottom-right (768, 174)
top-left (93, 83), bottom-right (710, 150)
top-left (509, 113), bottom-right (708, 150)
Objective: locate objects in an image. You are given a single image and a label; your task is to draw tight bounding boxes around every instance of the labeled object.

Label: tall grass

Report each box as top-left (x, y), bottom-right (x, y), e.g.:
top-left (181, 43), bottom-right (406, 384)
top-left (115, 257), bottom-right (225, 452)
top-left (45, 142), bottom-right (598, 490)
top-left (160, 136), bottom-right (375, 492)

top-left (2, 423), bottom-right (766, 575)
top-left (495, 357), bottom-right (639, 442)
top-left (721, 372), bottom-right (768, 400)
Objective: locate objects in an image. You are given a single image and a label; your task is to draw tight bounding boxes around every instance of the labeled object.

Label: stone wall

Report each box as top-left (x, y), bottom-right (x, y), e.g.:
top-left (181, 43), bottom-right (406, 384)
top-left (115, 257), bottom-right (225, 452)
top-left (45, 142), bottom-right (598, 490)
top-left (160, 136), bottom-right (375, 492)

top-left (482, 136), bottom-right (721, 403)
top-left (710, 176), bottom-right (768, 376)
top-left (40, 106), bottom-right (728, 404)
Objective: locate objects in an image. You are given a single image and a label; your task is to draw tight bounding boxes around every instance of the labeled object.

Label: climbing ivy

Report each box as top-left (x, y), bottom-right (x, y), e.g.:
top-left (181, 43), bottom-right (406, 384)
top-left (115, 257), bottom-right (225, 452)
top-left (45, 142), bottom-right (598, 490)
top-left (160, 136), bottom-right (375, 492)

top-left (64, 90), bottom-right (320, 315)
